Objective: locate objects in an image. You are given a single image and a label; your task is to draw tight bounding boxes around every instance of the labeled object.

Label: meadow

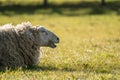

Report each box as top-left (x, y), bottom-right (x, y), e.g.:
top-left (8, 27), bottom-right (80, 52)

top-left (0, 0), bottom-right (120, 80)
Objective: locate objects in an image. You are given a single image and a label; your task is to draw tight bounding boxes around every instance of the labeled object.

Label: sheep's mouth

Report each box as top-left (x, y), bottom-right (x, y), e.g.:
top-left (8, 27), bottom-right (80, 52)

top-left (49, 41), bottom-right (58, 48)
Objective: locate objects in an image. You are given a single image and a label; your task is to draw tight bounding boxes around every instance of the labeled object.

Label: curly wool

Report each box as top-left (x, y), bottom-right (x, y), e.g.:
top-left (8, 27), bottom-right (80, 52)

top-left (0, 22), bottom-right (41, 69)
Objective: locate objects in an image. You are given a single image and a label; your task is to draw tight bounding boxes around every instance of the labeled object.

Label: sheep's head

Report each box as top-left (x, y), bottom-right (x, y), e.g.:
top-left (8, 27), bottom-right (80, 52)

top-left (33, 26), bottom-right (59, 48)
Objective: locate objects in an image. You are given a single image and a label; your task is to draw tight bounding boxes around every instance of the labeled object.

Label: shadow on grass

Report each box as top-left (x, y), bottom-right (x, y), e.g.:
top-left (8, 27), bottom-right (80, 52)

top-left (23, 65), bottom-right (76, 72)
top-left (0, 64), bottom-right (119, 74)
top-left (0, 1), bottom-right (120, 16)
top-left (0, 65), bottom-right (76, 73)
top-left (21, 65), bottom-right (119, 74)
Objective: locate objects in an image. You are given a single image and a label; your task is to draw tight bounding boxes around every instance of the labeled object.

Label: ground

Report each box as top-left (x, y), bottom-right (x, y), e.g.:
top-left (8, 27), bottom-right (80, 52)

top-left (0, 0), bottom-right (120, 80)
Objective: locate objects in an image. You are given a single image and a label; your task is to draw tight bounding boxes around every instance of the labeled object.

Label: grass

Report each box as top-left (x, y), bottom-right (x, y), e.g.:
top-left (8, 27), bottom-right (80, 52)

top-left (0, 0), bottom-right (120, 80)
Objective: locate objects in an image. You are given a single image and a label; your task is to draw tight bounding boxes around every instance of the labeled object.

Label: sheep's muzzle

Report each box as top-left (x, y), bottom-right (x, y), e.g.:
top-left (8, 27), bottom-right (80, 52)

top-left (49, 37), bottom-right (59, 48)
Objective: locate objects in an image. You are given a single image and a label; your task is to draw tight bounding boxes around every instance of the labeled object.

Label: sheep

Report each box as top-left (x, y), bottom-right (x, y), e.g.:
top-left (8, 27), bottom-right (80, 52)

top-left (0, 22), bottom-right (59, 69)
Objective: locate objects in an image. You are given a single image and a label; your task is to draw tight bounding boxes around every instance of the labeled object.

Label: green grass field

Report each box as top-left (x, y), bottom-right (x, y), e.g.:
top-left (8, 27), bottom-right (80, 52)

top-left (0, 0), bottom-right (120, 80)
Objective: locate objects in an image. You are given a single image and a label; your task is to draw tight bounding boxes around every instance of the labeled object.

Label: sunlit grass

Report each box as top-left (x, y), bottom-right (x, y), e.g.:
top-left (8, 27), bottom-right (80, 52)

top-left (0, 0), bottom-right (120, 80)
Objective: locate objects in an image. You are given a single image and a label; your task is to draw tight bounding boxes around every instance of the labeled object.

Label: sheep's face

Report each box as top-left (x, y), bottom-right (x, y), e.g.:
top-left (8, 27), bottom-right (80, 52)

top-left (35, 27), bottom-right (59, 48)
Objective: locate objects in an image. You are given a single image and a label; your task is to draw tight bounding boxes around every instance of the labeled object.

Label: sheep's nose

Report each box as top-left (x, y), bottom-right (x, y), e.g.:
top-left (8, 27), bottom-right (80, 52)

top-left (57, 37), bottom-right (59, 42)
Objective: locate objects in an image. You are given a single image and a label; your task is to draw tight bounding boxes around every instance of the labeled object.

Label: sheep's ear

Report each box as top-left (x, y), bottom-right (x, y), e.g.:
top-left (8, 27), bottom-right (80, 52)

top-left (30, 27), bottom-right (39, 34)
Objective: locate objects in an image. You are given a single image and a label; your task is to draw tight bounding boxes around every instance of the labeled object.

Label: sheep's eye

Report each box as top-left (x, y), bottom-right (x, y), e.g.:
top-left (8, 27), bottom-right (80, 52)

top-left (41, 31), bottom-right (48, 35)
top-left (41, 30), bottom-right (46, 33)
